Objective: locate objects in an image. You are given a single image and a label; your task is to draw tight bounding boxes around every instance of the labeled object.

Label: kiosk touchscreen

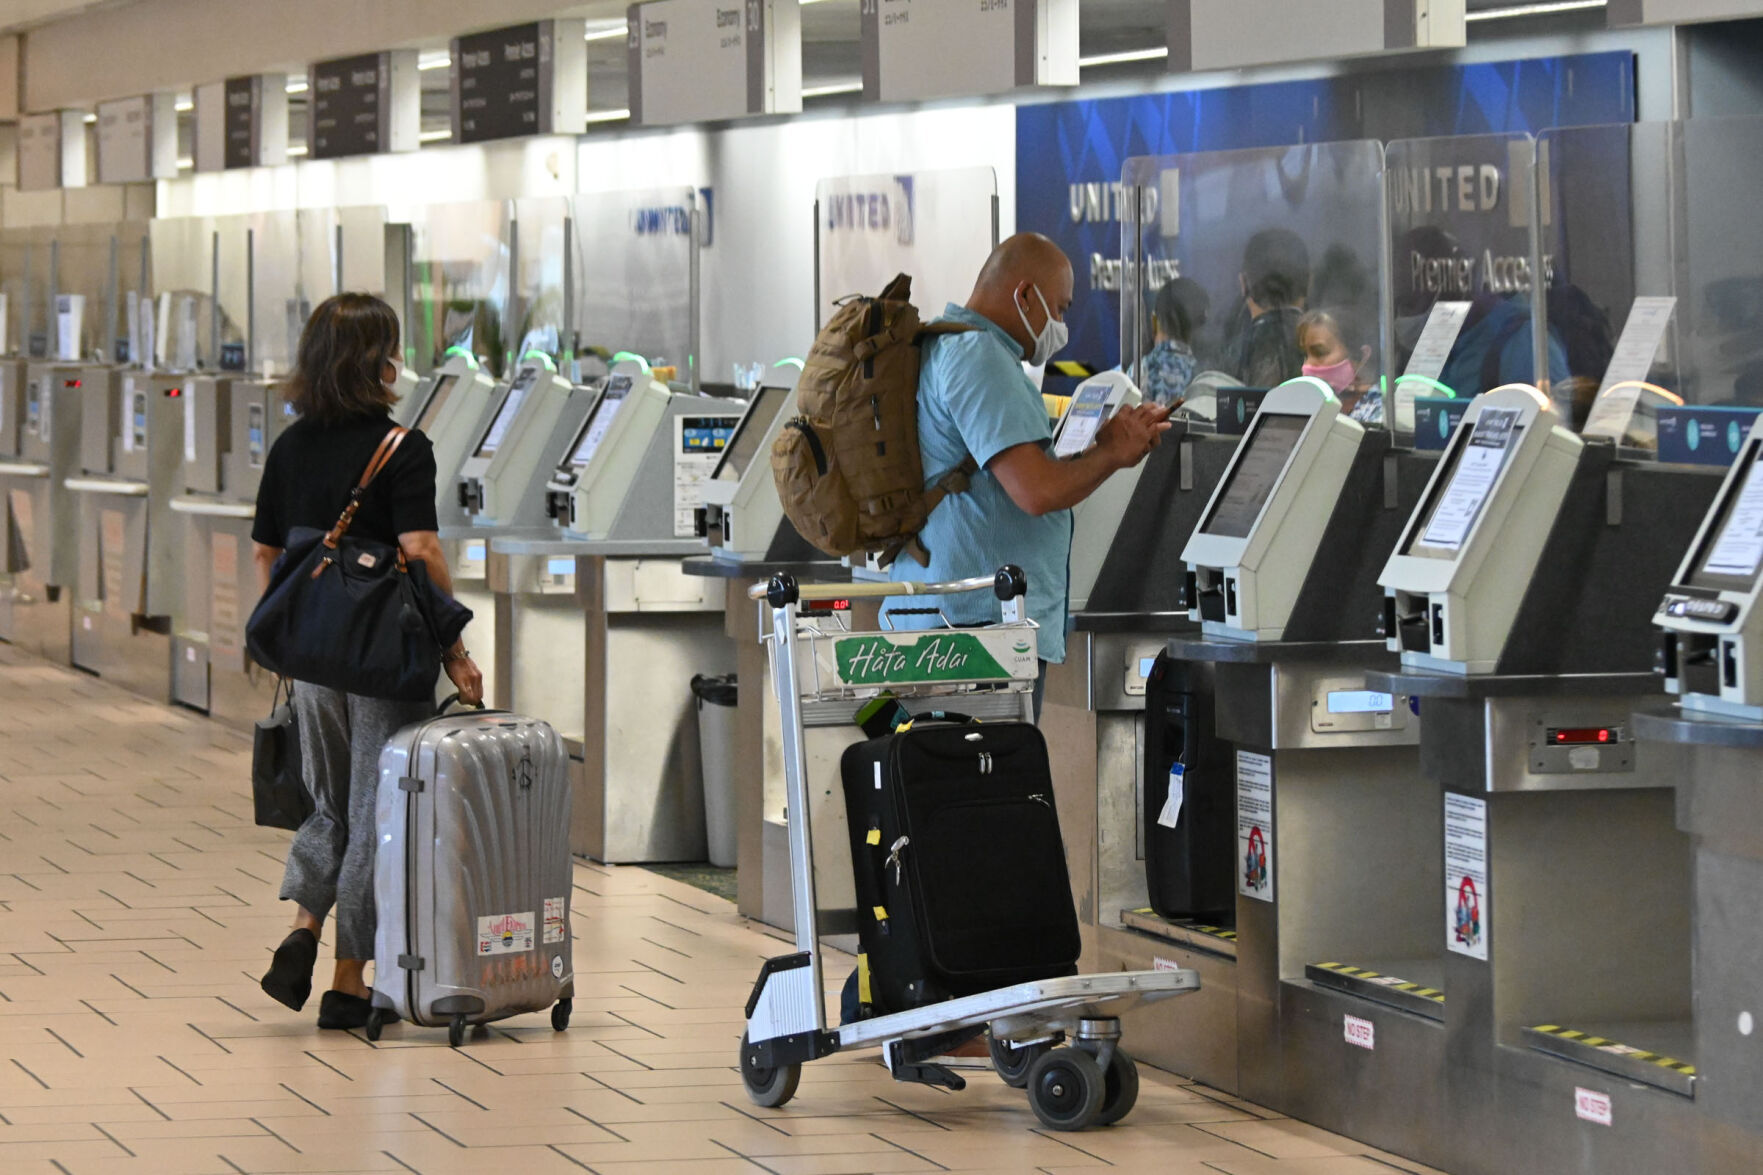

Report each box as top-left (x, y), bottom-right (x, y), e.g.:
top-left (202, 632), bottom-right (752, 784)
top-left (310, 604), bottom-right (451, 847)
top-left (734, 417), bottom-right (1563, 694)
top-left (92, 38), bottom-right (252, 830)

top-left (1657, 415), bottom-right (1763, 719)
top-left (698, 385), bottom-right (803, 560)
top-left (1181, 378), bottom-right (1367, 640)
top-left (545, 373), bottom-right (636, 528)
top-left (456, 359), bottom-right (578, 526)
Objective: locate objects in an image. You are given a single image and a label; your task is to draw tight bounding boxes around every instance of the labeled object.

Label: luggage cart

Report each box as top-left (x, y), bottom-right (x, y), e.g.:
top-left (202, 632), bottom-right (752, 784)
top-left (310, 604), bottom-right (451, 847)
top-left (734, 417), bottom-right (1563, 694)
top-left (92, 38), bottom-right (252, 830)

top-left (740, 566), bottom-right (1200, 1130)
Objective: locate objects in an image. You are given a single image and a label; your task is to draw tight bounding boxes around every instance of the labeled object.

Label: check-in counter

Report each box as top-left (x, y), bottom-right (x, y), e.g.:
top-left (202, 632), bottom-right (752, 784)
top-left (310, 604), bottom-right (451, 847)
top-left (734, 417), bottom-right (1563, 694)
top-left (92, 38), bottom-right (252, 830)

top-left (0, 361), bottom-right (88, 662)
top-left (1367, 384), bottom-right (1725, 1175)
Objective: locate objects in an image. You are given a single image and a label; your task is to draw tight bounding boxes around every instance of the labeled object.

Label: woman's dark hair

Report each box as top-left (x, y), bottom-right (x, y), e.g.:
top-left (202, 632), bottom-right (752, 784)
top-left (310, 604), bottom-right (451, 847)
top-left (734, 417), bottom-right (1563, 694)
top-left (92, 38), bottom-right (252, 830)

top-left (1154, 277), bottom-right (1210, 344)
top-left (1241, 228), bottom-right (1311, 310)
top-left (284, 293), bottom-right (402, 424)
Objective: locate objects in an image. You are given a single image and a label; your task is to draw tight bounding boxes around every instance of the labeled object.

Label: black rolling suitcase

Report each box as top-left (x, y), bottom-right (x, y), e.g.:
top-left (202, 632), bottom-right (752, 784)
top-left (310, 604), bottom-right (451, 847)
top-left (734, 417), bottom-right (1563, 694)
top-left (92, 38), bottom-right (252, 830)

top-left (841, 721), bottom-right (1081, 1016)
top-left (1143, 653), bottom-right (1237, 925)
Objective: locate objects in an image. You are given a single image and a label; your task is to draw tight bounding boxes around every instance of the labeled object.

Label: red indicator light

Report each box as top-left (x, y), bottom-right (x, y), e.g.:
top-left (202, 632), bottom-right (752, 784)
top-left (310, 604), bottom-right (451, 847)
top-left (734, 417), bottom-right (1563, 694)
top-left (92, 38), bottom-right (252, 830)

top-left (1551, 727), bottom-right (1615, 745)
top-left (166, 388), bottom-right (181, 397)
top-left (65, 379), bottom-right (81, 388)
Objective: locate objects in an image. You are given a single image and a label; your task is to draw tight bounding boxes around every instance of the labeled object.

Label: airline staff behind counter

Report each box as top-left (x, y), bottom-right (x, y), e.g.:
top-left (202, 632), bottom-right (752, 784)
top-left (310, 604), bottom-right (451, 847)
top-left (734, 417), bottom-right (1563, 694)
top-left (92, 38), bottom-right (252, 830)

top-left (880, 233), bottom-right (1171, 716)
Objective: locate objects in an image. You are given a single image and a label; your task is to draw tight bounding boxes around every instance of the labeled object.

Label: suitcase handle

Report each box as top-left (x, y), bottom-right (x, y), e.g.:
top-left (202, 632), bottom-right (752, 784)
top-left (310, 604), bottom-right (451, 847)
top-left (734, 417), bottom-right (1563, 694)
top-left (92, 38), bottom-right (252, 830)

top-left (436, 692), bottom-right (491, 716)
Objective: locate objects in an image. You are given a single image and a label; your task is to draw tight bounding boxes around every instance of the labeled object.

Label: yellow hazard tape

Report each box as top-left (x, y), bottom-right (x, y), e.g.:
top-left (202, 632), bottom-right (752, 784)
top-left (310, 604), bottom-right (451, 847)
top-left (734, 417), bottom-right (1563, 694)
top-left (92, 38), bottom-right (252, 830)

top-left (1191, 925), bottom-right (1238, 941)
top-left (1049, 361), bottom-right (1098, 378)
top-left (1313, 962), bottom-right (1445, 1003)
top-left (1529, 1025), bottom-right (1697, 1076)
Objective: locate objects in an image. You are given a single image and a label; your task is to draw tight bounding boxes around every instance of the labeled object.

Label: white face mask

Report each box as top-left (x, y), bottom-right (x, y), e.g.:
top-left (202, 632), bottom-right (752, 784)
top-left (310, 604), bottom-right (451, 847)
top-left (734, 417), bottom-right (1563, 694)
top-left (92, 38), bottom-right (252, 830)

top-left (382, 357), bottom-right (402, 391)
top-left (1016, 285), bottom-right (1069, 367)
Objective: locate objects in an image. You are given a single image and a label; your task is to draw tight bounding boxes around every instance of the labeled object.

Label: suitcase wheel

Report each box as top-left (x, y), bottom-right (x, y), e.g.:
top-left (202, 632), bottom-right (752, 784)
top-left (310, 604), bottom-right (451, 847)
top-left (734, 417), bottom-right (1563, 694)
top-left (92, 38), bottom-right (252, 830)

top-left (988, 1032), bottom-right (1054, 1088)
top-left (551, 998), bottom-right (572, 1032)
top-left (739, 1031), bottom-right (801, 1109)
top-left (448, 1014), bottom-right (468, 1048)
top-left (364, 1008), bottom-right (389, 1042)
top-left (1025, 1046), bottom-right (1106, 1131)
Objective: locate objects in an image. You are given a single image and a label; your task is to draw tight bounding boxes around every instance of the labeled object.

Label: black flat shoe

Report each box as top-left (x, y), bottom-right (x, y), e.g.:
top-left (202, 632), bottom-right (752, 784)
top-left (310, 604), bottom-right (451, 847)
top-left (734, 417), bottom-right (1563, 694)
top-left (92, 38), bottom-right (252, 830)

top-left (260, 928), bottom-right (318, 1012)
top-left (317, 989), bottom-right (394, 1030)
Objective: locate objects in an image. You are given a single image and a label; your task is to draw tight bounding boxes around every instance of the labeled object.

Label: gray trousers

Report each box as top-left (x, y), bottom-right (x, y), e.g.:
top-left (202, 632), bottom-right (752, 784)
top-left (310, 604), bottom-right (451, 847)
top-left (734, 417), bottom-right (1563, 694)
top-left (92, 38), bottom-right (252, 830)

top-left (278, 682), bottom-right (430, 960)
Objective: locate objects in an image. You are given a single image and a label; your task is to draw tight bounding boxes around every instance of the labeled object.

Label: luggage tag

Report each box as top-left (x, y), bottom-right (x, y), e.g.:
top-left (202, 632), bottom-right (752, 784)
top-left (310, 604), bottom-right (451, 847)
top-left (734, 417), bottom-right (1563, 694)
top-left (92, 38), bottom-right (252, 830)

top-left (1157, 764), bottom-right (1186, 829)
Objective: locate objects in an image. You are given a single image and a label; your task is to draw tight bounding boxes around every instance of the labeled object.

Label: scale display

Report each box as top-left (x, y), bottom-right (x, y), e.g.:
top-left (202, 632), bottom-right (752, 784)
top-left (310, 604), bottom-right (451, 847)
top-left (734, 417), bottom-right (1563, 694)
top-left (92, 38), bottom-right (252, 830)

top-left (414, 374), bottom-right (457, 434)
top-left (680, 417), bottom-right (734, 455)
top-left (1200, 413), bottom-right (1307, 539)
top-left (713, 386), bottom-right (787, 483)
top-left (1689, 443), bottom-right (1763, 591)
top-left (473, 367), bottom-right (539, 458)
top-left (568, 377), bottom-right (631, 468)
top-left (1406, 407), bottom-right (1521, 557)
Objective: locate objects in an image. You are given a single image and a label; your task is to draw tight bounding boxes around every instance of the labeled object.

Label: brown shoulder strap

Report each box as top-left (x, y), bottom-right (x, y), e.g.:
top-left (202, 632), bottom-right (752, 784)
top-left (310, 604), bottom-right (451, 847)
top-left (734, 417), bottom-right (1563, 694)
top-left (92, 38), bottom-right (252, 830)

top-left (322, 426), bottom-right (409, 552)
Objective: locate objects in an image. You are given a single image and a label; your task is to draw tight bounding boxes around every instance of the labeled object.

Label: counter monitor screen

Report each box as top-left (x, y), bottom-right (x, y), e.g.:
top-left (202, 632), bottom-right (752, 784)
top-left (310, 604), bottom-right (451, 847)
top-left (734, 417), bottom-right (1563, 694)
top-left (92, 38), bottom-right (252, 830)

top-left (713, 386), bottom-right (787, 482)
top-left (414, 374), bottom-right (458, 435)
top-left (1199, 413), bottom-right (1308, 539)
top-left (568, 376), bottom-right (632, 469)
top-left (681, 417), bottom-right (734, 455)
top-left (1403, 407), bottom-right (1523, 559)
top-left (473, 366), bottom-right (539, 458)
top-left (1688, 442), bottom-right (1763, 591)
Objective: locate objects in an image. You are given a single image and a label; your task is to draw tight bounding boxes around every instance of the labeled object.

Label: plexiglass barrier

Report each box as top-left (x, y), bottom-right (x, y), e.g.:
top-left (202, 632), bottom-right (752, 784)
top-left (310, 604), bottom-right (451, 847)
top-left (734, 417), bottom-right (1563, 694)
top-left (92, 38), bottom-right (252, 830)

top-left (814, 167), bottom-right (998, 333)
top-left (513, 197), bottom-right (568, 364)
top-left (407, 200), bottom-right (512, 378)
top-left (570, 187), bottom-right (697, 382)
top-left (148, 216), bottom-right (217, 370)
top-left (249, 211), bottom-right (298, 376)
top-left (1384, 132), bottom-right (1547, 432)
top-left (1121, 141), bottom-right (1386, 426)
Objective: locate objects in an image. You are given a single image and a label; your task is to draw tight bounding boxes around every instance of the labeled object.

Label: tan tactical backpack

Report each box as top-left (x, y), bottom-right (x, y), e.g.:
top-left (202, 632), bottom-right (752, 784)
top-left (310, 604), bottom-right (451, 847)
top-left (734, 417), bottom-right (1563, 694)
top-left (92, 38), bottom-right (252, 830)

top-left (771, 274), bottom-right (976, 567)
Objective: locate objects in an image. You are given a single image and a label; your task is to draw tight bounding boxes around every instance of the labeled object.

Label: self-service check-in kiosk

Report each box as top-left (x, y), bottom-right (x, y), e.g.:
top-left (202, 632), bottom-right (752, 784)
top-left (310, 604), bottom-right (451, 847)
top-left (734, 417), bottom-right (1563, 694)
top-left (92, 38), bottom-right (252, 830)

top-left (1636, 416), bottom-right (1763, 1149)
top-left (166, 372), bottom-right (285, 726)
top-left (66, 369), bottom-right (189, 698)
top-left (455, 358), bottom-right (580, 527)
top-left (0, 361), bottom-right (87, 662)
top-left (1365, 384), bottom-right (1724, 1175)
top-left (697, 385), bottom-right (817, 563)
top-left (1117, 378), bottom-right (1438, 1149)
top-left (495, 373), bottom-right (746, 863)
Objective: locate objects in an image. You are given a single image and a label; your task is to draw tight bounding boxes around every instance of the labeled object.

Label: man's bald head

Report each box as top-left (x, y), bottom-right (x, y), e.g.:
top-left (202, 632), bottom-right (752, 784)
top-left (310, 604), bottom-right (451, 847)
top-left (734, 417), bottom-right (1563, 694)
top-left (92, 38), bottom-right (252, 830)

top-left (967, 233), bottom-right (1075, 356)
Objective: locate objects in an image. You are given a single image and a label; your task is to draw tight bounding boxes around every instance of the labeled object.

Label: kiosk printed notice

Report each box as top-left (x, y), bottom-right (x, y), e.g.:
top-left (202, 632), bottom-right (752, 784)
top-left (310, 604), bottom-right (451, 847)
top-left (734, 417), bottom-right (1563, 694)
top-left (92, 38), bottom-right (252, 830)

top-left (1445, 793), bottom-right (1489, 960)
top-left (672, 414), bottom-right (737, 537)
top-left (1419, 407), bottom-right (1518, 551)
top-left (1237, 751), bottom-right (1273, 902)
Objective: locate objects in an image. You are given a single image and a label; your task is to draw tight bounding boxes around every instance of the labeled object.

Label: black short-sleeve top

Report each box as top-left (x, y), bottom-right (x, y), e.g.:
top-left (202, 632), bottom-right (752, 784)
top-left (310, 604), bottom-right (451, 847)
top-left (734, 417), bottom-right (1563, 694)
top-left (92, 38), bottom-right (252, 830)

top-left (250, 414), bottom-right (440, 549)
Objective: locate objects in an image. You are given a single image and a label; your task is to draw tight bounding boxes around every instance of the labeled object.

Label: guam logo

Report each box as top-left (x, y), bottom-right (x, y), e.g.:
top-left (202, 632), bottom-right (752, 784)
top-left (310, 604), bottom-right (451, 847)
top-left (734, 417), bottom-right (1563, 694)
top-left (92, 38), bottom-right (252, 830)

top-left (1236, 397), bottom-right (1247, 425)
top-left (513, 751), bottom-right (535, 791)
top-left (1243, 826), bottom-right (1268, 892)
top-left (1012, 640), bottom-right (1031, 655)
top-left (1731, 420), bottom-right (1744, 454)
top-left (1453, 876), bottom-right (1482, 949)
top-left (1688, 420), bottom-right (1701, 452)
top-left (1440, 410), bottom-right (1451, 439)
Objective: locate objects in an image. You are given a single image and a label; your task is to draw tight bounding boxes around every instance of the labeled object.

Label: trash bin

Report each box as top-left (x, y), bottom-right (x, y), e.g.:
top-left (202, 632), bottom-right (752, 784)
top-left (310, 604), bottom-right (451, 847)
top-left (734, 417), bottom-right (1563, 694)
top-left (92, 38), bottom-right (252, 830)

top-left (691, 673), bottom-right (739, 868)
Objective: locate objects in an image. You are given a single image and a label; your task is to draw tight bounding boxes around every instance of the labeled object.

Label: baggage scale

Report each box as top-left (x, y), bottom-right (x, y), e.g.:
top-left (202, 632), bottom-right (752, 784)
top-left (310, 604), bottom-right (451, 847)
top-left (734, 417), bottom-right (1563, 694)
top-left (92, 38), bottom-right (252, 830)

top-left (741, 567), bottom-right (1200, 1130)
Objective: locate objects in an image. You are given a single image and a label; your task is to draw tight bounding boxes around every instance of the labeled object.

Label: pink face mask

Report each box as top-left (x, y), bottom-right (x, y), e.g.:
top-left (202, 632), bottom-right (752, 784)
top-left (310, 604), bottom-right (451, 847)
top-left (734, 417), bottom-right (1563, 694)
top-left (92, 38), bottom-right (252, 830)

top-left (1303, 358), bottom-right (1357, 393)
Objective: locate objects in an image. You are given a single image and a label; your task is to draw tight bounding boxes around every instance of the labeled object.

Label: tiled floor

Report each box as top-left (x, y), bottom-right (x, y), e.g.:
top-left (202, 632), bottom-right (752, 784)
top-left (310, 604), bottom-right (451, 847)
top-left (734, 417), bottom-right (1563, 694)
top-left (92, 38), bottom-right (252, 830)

top-left (0, 644), bottom-right (1449, 1175)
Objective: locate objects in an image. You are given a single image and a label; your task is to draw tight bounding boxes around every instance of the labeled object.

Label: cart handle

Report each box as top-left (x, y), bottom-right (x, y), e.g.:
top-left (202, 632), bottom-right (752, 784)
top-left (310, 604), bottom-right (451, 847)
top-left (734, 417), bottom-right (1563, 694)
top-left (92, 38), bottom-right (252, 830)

top-left (750, 565), bottom-right (1027, 608)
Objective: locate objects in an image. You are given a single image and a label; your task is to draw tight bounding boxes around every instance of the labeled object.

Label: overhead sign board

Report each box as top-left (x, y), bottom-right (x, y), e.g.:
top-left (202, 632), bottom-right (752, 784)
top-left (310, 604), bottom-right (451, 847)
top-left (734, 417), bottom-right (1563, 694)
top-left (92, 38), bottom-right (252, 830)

top-left (96, 94), bottom-right (178, 183)
top-left (194, 75), bottom-right (288, 171)
top-left (628, 0), bottom-right (802, 127)
top-left (1609, 0), bottom-right (1763, 23)
top-left (451, 20), bottom-right (586, 144)
top-left (309, 51), bottom-right (419, 158)
top-left (1167, 0), bottom-right (1465, 72)
top-left (16, 110), bottom-right (86, 190)
top-left (861, 0), bottom-right (1077, 103)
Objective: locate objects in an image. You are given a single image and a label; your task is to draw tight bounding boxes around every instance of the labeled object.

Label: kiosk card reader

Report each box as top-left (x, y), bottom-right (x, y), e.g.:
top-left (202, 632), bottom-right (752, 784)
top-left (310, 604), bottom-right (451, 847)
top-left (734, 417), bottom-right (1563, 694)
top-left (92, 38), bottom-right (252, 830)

top-left (1182, 378), bottom-right (1376, 640)
top-left (1657, 414), bottom-right (1763, 719)
top-left (455, 359), bottom-right (580, 526)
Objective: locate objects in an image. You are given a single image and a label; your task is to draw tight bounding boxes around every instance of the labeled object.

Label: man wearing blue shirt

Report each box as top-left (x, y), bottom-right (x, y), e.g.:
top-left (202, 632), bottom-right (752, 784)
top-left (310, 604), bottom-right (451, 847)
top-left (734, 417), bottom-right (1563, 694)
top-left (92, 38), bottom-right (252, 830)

top-left (883, 233), bottom-right (1170, 714)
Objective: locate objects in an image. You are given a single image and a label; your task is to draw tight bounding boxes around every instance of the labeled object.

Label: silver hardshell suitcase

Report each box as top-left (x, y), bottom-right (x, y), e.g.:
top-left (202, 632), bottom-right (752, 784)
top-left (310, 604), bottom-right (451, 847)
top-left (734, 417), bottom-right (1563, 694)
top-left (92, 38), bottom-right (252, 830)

top-left (368, 707), bottom-right (575, 1046)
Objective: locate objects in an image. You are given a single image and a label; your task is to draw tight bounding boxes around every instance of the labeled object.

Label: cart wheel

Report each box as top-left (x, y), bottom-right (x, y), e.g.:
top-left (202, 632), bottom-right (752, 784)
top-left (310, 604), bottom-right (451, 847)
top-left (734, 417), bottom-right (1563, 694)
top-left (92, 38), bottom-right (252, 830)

top-left (1026, 1047), bottom-right (1106, 1131)
top-left (988, 1034), bottom-right (1051, 1089)
top-left (1096, 1048), bottom-right (1140, 1127)
top-left (364, 1008), bottom-right (387, 1042)
top-left (551, 999), bottom-right (572, 1032)
top-left (740, 1032), bottom-right (801, 1109)
top-left (448, 1014), bottom-right (468, 1048)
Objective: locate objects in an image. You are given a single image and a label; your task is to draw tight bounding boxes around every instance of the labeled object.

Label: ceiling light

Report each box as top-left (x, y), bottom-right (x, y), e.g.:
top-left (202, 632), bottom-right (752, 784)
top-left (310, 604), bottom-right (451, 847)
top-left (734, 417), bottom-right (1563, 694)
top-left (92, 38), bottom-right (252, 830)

top-left (585, 26), bottom-right (626, 42)
top-left (1465, 0), bottom-right (1606, 20)
top-left (803, 82), bottom-right (862, 98)
top-left (287, 79), bottom-right (309, 94)
top-left (418, 129), bottom-right (452, 142)
top-left (177, 157), bottom-right (194, 168)
top-left (83, 113), bottom-right (97, 124)
top-left (1080, 47), bottom-right (1170, 68)
top-left (418, 52), bottom-right (450, 71)
top-left (174, 100), bottom-right (193, 113)
top-left (287, 145), bottom-right (308, 156)
top-left (585, 109), bottom-right (631, 123)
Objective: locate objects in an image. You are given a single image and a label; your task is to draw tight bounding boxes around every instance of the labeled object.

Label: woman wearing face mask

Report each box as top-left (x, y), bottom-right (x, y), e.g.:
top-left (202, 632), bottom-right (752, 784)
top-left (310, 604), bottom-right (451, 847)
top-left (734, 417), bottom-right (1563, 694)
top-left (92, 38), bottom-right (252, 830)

top-left (249, 292), bottom-right (484, 1030)
top-left (1298, 306), bottom-right (1383, 423)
